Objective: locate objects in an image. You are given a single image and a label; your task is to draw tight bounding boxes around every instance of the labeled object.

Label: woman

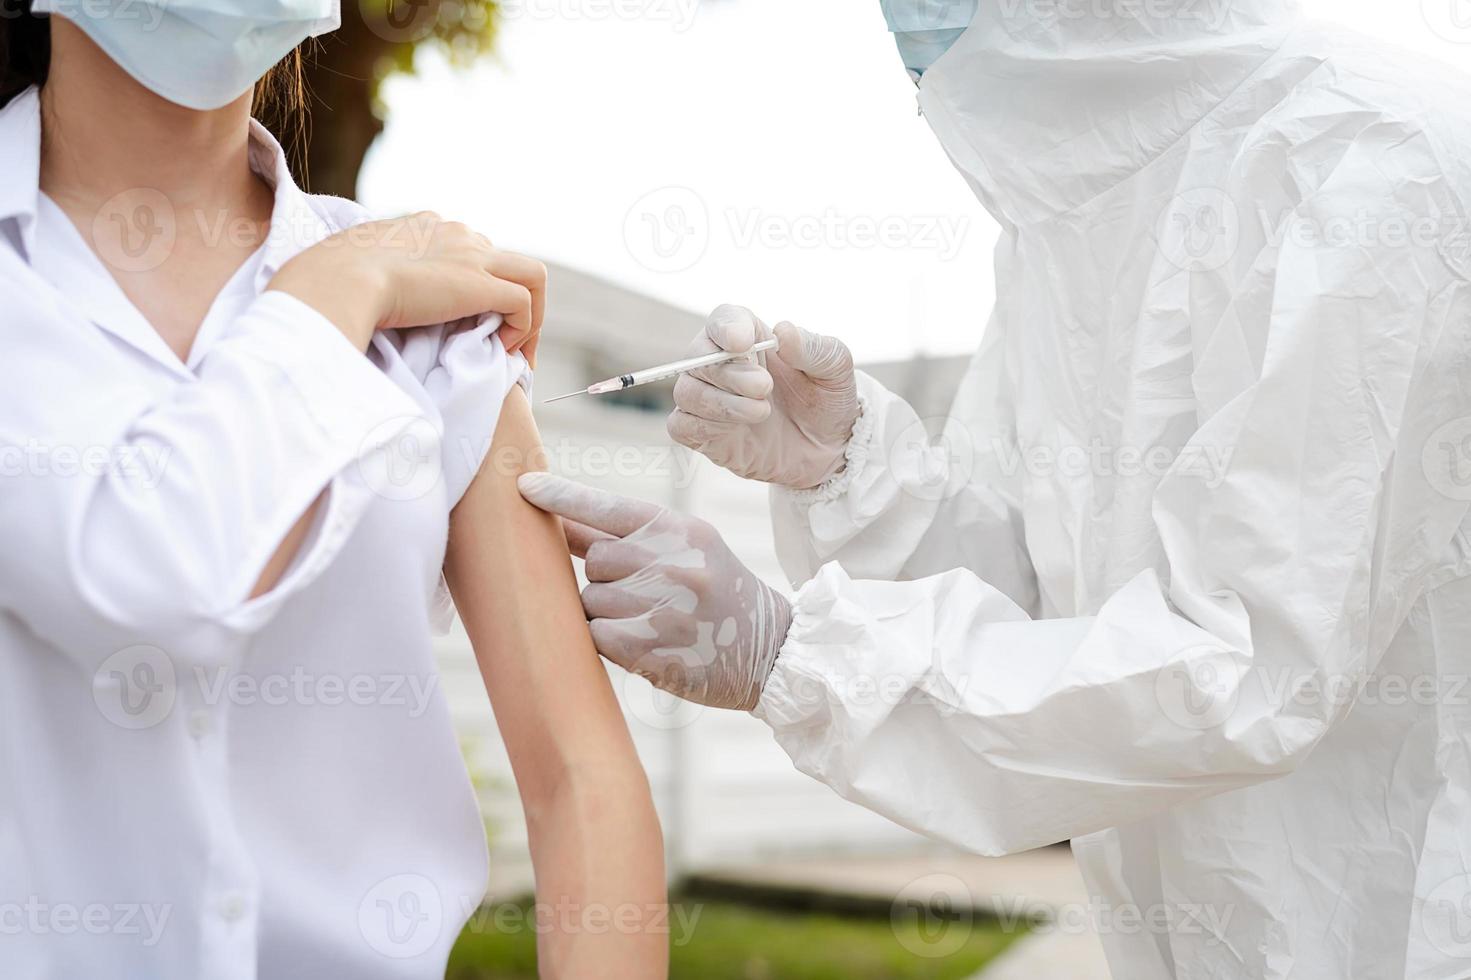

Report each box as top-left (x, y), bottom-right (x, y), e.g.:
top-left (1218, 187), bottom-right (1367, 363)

top-left (0, 3), bottom-right (666, 978)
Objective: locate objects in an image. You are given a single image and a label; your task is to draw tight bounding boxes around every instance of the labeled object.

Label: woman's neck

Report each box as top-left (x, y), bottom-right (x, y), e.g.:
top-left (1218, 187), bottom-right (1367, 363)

top-left (37, 19), bottom-right (265, 218)
top-left (34, 19), bottom-right (278, 365)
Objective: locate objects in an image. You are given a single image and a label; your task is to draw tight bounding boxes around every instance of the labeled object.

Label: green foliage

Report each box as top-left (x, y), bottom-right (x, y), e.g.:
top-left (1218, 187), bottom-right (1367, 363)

top-left (357, 0), bottom-right (501, 104)
top-left (447, 899), bottom-right (1023, 980)
top-left (459, 734), bottom-right (504, 851)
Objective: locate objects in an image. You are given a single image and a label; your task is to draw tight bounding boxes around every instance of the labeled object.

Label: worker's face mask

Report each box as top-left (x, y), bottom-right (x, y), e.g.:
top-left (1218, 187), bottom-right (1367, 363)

top-left (880, 0), bottom-right (977, 78)
top-left (32, 0), bottom-right (340, 111)
top-left (893, 28), bottom-right (968, 78)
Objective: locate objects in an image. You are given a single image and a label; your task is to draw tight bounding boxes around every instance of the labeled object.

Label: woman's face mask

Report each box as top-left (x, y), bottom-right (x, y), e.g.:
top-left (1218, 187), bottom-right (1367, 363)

top-left (32, 0), bottom-right (340, 110)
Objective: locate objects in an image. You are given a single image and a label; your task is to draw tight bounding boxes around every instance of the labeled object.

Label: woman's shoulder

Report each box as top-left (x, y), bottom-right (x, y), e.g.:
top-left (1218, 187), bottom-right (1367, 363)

top-left (301, 191), bottom-right (376, 235)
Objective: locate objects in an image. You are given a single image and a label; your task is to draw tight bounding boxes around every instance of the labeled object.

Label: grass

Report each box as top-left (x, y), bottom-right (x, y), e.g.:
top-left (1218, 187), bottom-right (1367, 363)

top-left (447, 896), bottom-right (1022, 980)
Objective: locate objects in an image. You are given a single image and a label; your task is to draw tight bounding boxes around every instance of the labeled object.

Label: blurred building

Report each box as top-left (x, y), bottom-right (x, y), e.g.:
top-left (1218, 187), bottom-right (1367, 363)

top-left (433, 263), bottom-right (969, 893)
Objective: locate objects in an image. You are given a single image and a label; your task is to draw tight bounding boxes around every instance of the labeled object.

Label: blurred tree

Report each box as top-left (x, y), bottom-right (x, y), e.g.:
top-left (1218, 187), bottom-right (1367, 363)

top-left (270, 0), bottom-right (500, 198)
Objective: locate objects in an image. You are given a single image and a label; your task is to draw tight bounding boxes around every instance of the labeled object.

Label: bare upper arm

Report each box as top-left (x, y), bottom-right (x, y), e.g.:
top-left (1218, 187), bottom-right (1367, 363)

top-left (443, 386), bottom-right (640, 802)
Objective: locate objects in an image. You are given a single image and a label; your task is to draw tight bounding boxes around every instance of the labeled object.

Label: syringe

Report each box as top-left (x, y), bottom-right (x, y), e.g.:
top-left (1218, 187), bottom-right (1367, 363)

top-left (543, 338), bottom-right (780, 404)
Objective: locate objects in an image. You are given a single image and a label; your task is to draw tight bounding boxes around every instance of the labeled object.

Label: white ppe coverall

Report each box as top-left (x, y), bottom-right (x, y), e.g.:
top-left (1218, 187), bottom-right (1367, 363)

top-left (755, 4), bottom-right (1471, 978)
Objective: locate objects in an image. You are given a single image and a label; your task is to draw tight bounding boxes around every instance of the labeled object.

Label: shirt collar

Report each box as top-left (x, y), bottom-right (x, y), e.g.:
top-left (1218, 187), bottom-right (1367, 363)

top-left (5, 87), bottom-right (339, 375)
top-left (0, 85), bottom-right (332, 276)
top-left (245, 117), bottom-right (334, 287)
top-left (0, 88), bottom-right (44, 260)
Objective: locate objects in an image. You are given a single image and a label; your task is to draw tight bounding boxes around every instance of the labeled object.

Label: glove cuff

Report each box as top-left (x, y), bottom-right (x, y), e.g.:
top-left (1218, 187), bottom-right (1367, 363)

top-left (784, 392), bottom-right (875, 506)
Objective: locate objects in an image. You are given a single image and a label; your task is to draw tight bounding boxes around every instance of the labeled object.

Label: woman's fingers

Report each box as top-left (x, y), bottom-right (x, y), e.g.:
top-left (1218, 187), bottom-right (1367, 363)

top-left (485, 250), bottom-right (547, 365)
top-left (477, 274), bottom-right (533, 334)
top-left (487, 250), bottom-right (548, 330)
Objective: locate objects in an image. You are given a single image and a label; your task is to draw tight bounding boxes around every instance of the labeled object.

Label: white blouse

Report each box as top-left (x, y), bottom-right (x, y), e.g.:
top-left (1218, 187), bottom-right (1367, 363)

top-left (0, 87), bottom-right (530, 978)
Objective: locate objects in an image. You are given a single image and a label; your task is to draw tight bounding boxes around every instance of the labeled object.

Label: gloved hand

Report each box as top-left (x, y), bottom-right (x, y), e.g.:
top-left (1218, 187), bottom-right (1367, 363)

top-left (667, 305), bottom-right (861, 490)
top-left (517, 472), bottom-right (792, 711)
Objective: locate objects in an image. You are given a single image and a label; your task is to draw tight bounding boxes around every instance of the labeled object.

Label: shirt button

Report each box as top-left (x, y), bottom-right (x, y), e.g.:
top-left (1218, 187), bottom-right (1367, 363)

top-left (219, 892), bottom-right (248, 923)
top-left (187, 709), bottom-right (213, 739)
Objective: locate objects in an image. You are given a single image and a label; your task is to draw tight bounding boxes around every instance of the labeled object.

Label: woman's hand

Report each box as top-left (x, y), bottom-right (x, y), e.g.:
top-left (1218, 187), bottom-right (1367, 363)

top-left (267, 211), bottom-right (548, 363)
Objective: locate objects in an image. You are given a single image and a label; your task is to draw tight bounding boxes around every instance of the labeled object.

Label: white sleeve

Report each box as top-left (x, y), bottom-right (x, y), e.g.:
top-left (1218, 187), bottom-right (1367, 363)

top-left (755, 182), bottom-right (1471, 858)
top-left (769, 322), bottom-right (1039, 615)
top-left (379, 313), bottom-right (533, 509)
top-left (374, 314), bottom-right (533, 632)
top-left (0, 290), bottom-right (428, 669)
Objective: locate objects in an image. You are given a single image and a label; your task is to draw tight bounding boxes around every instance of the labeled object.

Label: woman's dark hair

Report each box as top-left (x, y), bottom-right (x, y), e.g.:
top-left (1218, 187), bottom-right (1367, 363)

top-left (1, 0), bottom-right (306, 151)
top-left (0, 0), bottom-right (50, 107)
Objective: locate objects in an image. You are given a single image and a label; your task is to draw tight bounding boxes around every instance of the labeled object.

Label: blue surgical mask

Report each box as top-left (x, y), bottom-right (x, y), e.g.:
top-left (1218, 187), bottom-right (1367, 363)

top-left (879, 0), bottom-right (977, 77)
top-left (33, 0), bottom-right (340, 111)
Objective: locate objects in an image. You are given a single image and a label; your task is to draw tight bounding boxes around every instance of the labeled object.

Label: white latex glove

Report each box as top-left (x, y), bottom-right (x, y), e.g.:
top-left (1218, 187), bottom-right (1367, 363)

top-left (667, 305), bottom-right (860, 490)
top-left (517, 472), bottom-right (792, 711)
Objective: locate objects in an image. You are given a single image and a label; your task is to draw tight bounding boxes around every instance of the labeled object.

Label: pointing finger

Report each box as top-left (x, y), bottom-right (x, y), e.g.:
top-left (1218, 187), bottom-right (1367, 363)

top-left (517, 472), bottom-right (663, 538)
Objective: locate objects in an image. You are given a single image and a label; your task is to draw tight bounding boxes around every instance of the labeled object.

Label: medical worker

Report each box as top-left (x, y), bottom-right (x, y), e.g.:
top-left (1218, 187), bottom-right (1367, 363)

top-left (518, 1), bottom-right (1471, 977)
